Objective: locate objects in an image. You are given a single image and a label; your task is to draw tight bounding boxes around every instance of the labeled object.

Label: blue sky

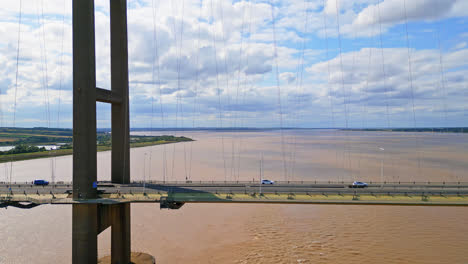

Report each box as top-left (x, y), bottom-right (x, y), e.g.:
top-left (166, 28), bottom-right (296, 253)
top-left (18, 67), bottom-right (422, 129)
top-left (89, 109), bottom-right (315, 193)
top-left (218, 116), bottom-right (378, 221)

top-left (0, 0), bottom-right (467, 128)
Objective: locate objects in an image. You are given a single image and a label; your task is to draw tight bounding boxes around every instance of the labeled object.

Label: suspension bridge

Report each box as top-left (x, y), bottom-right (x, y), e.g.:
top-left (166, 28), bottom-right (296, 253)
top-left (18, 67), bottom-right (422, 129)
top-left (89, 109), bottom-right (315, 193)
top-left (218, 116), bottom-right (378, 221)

top-left (1, 0), bottom-right (467, 263)
top-left (2, 181), bottom-right (468, 209)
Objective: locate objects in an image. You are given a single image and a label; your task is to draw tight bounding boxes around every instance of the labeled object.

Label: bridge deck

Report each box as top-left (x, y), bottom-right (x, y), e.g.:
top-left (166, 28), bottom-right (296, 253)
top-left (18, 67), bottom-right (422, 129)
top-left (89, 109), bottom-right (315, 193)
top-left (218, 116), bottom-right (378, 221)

top-left (2, 182), bottom-right (468, 207)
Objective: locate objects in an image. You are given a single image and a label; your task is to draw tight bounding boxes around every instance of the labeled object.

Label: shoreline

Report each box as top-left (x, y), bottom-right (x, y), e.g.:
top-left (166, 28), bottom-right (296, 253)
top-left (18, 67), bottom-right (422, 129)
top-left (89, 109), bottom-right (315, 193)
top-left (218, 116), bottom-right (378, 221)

top-left (0, 140), bottom-right (192, 164)
top-left (343, 128), bottom-right (467, 133)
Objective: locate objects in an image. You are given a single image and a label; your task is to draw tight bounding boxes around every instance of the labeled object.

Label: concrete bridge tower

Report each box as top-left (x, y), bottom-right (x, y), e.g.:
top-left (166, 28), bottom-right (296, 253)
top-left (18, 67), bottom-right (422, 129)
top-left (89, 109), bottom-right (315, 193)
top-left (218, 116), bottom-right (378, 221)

top-left (72, 0), bottom-right (131, 263)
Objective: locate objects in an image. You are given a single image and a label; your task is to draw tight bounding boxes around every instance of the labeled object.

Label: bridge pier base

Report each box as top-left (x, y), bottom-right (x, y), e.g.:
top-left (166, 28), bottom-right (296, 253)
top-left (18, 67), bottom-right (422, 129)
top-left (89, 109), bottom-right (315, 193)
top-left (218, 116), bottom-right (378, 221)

top-left (110, 203), bottom-right (131, 263)
top-left (72, 203), bottom-right (131, 264)
top-left (72, 204), bottom-right (98, 264)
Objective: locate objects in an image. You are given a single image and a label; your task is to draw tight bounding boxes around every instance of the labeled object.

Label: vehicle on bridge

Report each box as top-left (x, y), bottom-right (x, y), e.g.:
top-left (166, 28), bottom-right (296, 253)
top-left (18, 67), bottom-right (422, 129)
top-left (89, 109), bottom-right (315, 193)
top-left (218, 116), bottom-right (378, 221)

top-left (261, 179), bottom-right (275, 185)
top-left (33, 180), bottom-right (49, 186)
top-left (349, 181), bottom-right (368, 188)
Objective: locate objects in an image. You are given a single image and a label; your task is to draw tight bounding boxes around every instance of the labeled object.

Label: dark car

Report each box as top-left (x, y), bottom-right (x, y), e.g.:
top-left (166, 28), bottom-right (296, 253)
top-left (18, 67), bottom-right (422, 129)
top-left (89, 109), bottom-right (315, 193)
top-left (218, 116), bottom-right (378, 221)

top-left (33, 180), bottom-right (49, 186)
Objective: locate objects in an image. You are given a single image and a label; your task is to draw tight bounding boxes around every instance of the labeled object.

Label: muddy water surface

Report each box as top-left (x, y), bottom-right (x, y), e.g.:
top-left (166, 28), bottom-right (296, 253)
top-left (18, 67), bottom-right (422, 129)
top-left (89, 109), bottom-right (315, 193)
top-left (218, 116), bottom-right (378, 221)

top-left (1, 130), bottom-right (468, 263)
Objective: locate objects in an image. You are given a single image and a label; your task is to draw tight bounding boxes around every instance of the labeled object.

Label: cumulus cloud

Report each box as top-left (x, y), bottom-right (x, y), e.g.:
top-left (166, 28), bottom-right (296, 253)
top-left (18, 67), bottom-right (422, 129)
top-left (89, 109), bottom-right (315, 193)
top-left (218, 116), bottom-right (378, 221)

top-left (306, 46), bottom-right (468, 127)
top-left (453, 42), bottom-right (467, 50)
top-left (319, 0), bottom-right (468, 38)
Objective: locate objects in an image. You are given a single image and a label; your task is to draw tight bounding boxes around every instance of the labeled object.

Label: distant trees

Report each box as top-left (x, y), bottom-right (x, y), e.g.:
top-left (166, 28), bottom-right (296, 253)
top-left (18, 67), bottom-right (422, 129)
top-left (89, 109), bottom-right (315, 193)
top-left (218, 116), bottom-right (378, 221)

top-left (60, 144), bottom-right (72, 149)
top-left (0, 145), bottom-right (47, 155)
top-left (130, 135), bottom-right (192, 143)
top-left (0, 135), bottom-right (73, 146)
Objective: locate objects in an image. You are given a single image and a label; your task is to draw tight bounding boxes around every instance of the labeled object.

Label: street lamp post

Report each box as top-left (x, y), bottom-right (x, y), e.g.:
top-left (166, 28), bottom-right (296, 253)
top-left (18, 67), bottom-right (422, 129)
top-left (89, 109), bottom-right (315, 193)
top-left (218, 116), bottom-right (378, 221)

top-left (379, 147), bottom-right (384, 188)
top-left (259, 153), bottom-right (263, 195)
top-left (143, 153), bottom-right (147, 193)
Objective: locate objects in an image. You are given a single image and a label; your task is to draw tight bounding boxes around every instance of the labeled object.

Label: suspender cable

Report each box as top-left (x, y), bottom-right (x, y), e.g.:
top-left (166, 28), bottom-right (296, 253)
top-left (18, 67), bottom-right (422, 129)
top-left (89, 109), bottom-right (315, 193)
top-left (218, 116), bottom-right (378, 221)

top-left (377, 2), bottom-right (391, 129)
top-left (433, 5), bottom-right (455, 183)
top-left (335, 0), bottom-right (349, 129)
top-left (335, 0), bottom-right (352, 182)
top-left (358, 8), bottom-right (377, 182)
top-left (188, 0), bottom-right (203, 181)
top-left (270, 3), bottom-right (288, 181)
top-left (52, 0), bottom-right (67, 185)
top-left (403, 0), bottom-right (422, 182)
top-left (322, 0), bottom-right (338, 182)
top-left (9, 0), bottom-right (22, 185)
top-left (36, 0), bottom-right (54, 183)
top-left (149, 0), bottom-right (156, 184)
top-left (237, 0), bottom-right (256, 181)
top-left (217, 0), bottom-right (234, 181)
top-left (170, 0), bottom-right (186, 181)
top-left (151, 0), bottom-right (167, 182)
top-left (179, 1), bottom-right (188, 181)
top-left (150, 0), bottom-right (164, 183)
top-left (39, 0), bottom-right (51, 129)
top-left (210, 0), bottom-right (227, 182)
top-left (232, 0), bottom-right (247, 181)
top-left (289, 0), bottom-right (310, 181)
top-left (377, 1), bottom-right (395, 183)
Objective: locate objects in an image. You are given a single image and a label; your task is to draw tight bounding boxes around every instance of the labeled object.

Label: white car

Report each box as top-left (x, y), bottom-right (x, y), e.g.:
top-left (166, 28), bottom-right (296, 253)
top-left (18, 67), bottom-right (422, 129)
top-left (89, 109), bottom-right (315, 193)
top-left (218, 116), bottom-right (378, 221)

top-left (350, 181), bottom-right (368, 188)
top-left (261, 179), bottom-right (275, 185)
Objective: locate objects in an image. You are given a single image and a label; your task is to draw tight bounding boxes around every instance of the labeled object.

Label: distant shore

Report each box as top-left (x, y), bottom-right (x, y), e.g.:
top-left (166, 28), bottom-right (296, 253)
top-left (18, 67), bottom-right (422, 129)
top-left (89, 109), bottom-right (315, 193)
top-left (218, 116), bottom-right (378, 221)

top-left (343, 127), bottom-right (467, 133)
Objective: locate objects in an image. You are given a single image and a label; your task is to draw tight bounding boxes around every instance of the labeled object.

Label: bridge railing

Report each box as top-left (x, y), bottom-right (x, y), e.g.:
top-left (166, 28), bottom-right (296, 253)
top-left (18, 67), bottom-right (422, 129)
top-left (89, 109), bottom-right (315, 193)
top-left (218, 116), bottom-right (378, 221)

top-left (130, 180), bottom-right (468, 186)
top-left (2, 180), bottom-right (468, 186)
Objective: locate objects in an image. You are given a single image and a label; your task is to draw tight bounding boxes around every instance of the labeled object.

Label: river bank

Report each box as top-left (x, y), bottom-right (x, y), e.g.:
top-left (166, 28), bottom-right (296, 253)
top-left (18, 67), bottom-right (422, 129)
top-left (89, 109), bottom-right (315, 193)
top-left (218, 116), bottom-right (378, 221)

top-left (0, 137), bottom-right (192, 164)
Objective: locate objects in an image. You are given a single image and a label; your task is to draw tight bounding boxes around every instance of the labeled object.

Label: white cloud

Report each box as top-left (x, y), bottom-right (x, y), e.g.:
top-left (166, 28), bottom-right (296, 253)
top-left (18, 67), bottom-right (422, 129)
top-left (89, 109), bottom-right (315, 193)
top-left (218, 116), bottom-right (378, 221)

top-left (0, 0), bottom-right (466, 128)
top-left (319, 0), bottom-right (468, 38)
top-left (453, 42), bottom-right (467, 50)
top-left (305, 46), bottom-right (468, 127)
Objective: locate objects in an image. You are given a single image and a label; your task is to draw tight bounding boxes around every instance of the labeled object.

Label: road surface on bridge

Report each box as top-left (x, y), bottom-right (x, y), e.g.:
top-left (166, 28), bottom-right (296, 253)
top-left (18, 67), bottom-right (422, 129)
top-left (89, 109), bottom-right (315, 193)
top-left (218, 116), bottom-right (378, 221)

top-left (2, 181), bottom-right (468, 194)
top-left (2, 181), bottom-right (468, 208)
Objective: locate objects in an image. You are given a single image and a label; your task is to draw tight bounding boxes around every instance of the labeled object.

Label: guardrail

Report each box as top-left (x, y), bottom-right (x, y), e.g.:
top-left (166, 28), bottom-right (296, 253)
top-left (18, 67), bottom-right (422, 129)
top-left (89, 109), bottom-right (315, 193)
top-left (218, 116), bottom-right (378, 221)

top-left (132, 180), bottom-right (468, 185)
top-left (2, 180), bottom-right (468, 186)
top-left (3, 187), bottom-right (467, 197)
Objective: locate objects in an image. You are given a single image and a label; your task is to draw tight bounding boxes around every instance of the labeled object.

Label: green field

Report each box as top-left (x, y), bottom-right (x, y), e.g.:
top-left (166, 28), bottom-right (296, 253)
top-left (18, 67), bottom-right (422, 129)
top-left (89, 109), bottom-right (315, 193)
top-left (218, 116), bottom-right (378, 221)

top-left (0, 127), bottom-right (73, 146)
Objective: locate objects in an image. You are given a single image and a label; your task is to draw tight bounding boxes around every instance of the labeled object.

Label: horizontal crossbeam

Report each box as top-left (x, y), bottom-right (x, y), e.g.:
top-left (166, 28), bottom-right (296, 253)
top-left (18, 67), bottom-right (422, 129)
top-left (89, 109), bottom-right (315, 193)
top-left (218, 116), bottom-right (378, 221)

top-left (96, 87), bottom-right (122, 104)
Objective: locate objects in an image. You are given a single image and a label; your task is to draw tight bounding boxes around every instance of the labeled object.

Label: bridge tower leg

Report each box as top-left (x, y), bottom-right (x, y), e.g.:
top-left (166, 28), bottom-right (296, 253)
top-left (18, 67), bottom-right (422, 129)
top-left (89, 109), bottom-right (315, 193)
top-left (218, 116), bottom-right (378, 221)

top-left (110, 0), bottom-right (131, 262)
top-left (72, 0), bottom-right (98, 263)
top-left (72, 0), bottom-right (131, 263)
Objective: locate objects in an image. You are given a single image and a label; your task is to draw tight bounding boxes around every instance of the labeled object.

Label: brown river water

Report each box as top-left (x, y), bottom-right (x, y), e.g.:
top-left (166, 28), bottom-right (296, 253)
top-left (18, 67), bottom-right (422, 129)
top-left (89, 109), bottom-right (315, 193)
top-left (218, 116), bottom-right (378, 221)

top-left (1, 130), bottom-right (468, 263)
